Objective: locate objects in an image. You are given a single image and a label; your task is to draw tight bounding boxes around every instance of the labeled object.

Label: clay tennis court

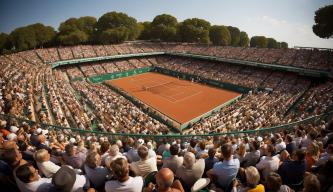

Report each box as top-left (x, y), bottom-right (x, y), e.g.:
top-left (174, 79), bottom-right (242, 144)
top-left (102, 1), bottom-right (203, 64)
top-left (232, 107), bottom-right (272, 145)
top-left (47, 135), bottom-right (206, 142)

top-left (107, 72), bottom-right (241, 124)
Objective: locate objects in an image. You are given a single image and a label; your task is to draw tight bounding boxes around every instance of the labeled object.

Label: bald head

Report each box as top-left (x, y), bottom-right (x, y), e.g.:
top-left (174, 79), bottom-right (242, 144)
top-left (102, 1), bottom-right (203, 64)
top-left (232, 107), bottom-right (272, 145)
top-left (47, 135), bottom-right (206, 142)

top-left (156, 168), bottom-right (174, 190)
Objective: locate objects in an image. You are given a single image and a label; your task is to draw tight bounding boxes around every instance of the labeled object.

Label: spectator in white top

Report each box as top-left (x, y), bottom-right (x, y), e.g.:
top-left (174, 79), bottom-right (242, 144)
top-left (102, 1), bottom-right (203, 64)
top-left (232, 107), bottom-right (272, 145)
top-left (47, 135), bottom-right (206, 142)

top-left (147, 141), bottom-right (157, 159)
top-left (256, 144), bottom-right (280, 181)
top-left (15, 163), bottom-right (53, 192)
top-left (162, 144), bottom-right (184, 174)
top-left (84, 151), bottom-right (109, 190)
top-left (104, 144), bottom-right (126, 168)
top-left (176, 152), bottom-right (205, 190)
top-left (34, 149), bottom-right (60, 178)
top-left (105, 158), bottom-right (143, 192)
top-left (130, 145), bottom-right (157, 178)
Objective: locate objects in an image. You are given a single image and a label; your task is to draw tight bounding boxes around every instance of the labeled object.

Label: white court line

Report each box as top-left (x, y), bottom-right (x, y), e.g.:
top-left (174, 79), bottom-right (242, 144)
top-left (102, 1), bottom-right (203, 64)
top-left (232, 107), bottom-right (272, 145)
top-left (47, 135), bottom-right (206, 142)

top-left (170, 90), bottom-right (203, 103)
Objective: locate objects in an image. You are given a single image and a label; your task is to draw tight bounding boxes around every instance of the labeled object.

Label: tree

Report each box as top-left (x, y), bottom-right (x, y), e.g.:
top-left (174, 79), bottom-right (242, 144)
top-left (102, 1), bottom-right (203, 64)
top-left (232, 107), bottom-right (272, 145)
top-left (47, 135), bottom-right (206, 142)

top-left (8, 23), bottom-right (56, 51)
top-left (239, 31), bottom-right (249, 47)
top-left (58, 30), bottom-right (88, 45)
top-left (29, 23), bottom-right (56, 46)
top-left (150, 14), bottom-right (178, 41)
top-left (209, 25), bottom-right (231, 46)
top-left (280, 41), bottom-right (288, 49)
top-left (178, 18), bottom-right (211, 43)
top-left (58, 16), bottom-right (96, 44)
top-left (313, 4), bottom-right (333, 38)
top-left (96, 12), bottom-right (139, 43)
top-left (250, 36), bottom-right (267, 48)
top-left (267, 38), bottom-right (278, 48)
top-left (9, 27), bottom-right (36, 50)
top-left (99, 27), bottom-right (129, 44)
top-left (138, 22), bottom-right (152, 40)
top-left (0, 33), bottom-right (9, 53)
top-left (227, 26), bottom-right (241, 46)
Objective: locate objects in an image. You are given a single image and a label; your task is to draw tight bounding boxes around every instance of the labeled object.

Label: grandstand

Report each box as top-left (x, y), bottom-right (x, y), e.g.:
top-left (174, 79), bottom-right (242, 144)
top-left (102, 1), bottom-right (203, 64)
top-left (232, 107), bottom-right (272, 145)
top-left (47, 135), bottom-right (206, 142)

top-left (1, 42), bottom-right (333, 192)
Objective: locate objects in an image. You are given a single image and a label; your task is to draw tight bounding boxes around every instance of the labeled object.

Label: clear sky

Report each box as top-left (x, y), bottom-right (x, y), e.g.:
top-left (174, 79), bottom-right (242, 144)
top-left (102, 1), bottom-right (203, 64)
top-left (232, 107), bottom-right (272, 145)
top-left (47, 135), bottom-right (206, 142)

top-left (1, 0), bottom-right (333, 48)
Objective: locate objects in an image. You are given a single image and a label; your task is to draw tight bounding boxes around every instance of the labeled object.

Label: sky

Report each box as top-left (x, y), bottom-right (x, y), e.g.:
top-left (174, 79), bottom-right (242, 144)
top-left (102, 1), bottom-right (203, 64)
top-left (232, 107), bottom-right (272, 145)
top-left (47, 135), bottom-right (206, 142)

top-left (0, 0), bottom-right (333, 48)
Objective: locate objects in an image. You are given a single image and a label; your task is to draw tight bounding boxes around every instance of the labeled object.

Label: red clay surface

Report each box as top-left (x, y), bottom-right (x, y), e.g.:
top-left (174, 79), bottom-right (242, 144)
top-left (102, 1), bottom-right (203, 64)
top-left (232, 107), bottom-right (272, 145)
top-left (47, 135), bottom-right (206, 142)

top-left (107, 72), bottom-right (241, 124)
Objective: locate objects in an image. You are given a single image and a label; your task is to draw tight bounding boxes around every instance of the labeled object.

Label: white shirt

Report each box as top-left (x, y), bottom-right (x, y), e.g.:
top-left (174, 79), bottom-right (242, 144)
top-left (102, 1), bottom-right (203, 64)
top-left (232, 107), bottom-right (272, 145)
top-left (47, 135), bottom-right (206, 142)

top-left (16, 176), bottom-right (52, 192)
top-left (130, 157), bottom-right (157, 178)
top-left (105, 176), bottom-right (143, 192)
top-left (37, 161), bottom-right (61, 178)
top-left (256, 155), bottom-right (280, 180)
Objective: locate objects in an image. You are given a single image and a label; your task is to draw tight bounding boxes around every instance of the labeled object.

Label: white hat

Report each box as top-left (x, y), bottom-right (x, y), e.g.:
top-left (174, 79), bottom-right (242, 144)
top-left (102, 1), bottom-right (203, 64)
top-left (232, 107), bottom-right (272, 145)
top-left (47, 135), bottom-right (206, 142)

top-left (137, 138), bottom-right (144, 145)
top-left (36, 128), bottom-right (42, 134)
top-left (10, 126), bottom-right (19, 133)
top-left (257, 136), bottom-right (263, 142)
top-left (69, 138), bottom-right (76, 144)
top-left (41, 130), bottom-right (48, 135)
top-left (7, 133), bottom-right (17, 140)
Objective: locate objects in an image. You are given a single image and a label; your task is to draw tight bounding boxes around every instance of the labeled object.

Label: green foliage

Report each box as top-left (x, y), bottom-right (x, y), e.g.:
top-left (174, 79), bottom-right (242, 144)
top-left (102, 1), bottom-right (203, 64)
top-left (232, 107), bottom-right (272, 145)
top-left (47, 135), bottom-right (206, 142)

top-left (239, 31), bottom-right (249, 47)
top-left (138, 22), bottom-right (152, 40)
top-left (150, 14), bottom-right (178, 41)
top-left (313, 4), bottom-right (333, 38)
top-left (209, 25), bottom-right (231, 46)
top-left (250, 36), bottom-right (267, 48)
top-left (227, 26), bottom-right (241, 46)
top-left (9, 23), bottom-right (56, 51)
top-left (280, 42), bottom-right (288, 49)
top-left (96, 12), bottom-right (139, 43)
top-left (267, 38), bottom-right (278, 48)
top-left (0, 33), bottom-right (10, 53)
top-left (58, 16), bottom-right (96, 44)
top-left (58, 30), bottom-right (88, 45)
top-left (99, 27), bottom-right (129, 44)
top-left (178, 18), bottom-right (211, 43)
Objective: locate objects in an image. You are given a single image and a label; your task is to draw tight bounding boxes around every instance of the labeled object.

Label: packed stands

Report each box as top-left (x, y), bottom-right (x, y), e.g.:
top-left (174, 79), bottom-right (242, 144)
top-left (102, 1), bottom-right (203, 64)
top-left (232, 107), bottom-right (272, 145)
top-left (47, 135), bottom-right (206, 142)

top-left (0, 42), bottom-right (332, 192)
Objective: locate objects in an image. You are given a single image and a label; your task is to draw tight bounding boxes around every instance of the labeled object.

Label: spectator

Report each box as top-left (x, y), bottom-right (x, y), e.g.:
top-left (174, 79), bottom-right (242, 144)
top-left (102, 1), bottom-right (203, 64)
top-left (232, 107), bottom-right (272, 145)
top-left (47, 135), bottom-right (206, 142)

top-left (176, 152), bottom-right (205, 189)
top-left (278, 149), bottom-right (306, 189)
top-left (51, 165), bottom-right (89, 192)
top-left (303, 174), bottom-right (320, 192)
top-left (146, 168), bottom-right (184, 192)
top-left (285, 134), bottom-right (297, 155)
top-left (162, 144), bottom-right (183, 174)
top-left (232, 166), bottom-right (264, 192)
top-left (207, 143), bottom-right (240, 190)
top-left (316, 144), bottom-right (333, 166)
top-left (62, 144), bottom-right (85, 169)
top-left (130, 145), bottom-right (157, 178)
top-left (34, 149), bottom-right (60, 178)
top-left (105, 158), bottom-right (143, 192)
top-left (84, 151), bottom-right (109, 190)
top-left (256, 144), bottom-right (280, 180)
top-left (266, 172), bottom-right (293, 192)
top-left (242, 140), bottom-right (261, 167)
top-left (305, 142), bottom-right (320, 171)
top-left (15, 163), bottom-right (53, 192)
top-left (204, 148), bottom-right (218, 176)
top-left (104, 144), bottom-right (126, 168)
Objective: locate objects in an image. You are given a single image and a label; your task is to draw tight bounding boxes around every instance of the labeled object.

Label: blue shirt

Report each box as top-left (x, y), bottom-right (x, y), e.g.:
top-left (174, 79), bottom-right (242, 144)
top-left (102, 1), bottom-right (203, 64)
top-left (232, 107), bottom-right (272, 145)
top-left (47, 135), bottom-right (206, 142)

top-left (212, 158), bottom-right (240, 189)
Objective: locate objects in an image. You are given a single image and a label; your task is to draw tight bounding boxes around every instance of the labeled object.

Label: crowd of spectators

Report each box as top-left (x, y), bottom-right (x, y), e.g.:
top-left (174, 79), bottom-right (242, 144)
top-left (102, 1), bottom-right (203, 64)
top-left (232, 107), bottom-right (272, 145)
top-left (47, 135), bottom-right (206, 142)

top-left (0, 115), bottom-right (332, 191)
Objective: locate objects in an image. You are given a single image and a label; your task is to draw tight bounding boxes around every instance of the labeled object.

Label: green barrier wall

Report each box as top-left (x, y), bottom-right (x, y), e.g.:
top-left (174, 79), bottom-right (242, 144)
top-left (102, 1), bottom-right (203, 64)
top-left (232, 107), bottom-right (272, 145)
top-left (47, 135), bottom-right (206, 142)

top-left (88, 66), bottom-right (153, 83)
top-left (1, 110), bottom-right (331, 138)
